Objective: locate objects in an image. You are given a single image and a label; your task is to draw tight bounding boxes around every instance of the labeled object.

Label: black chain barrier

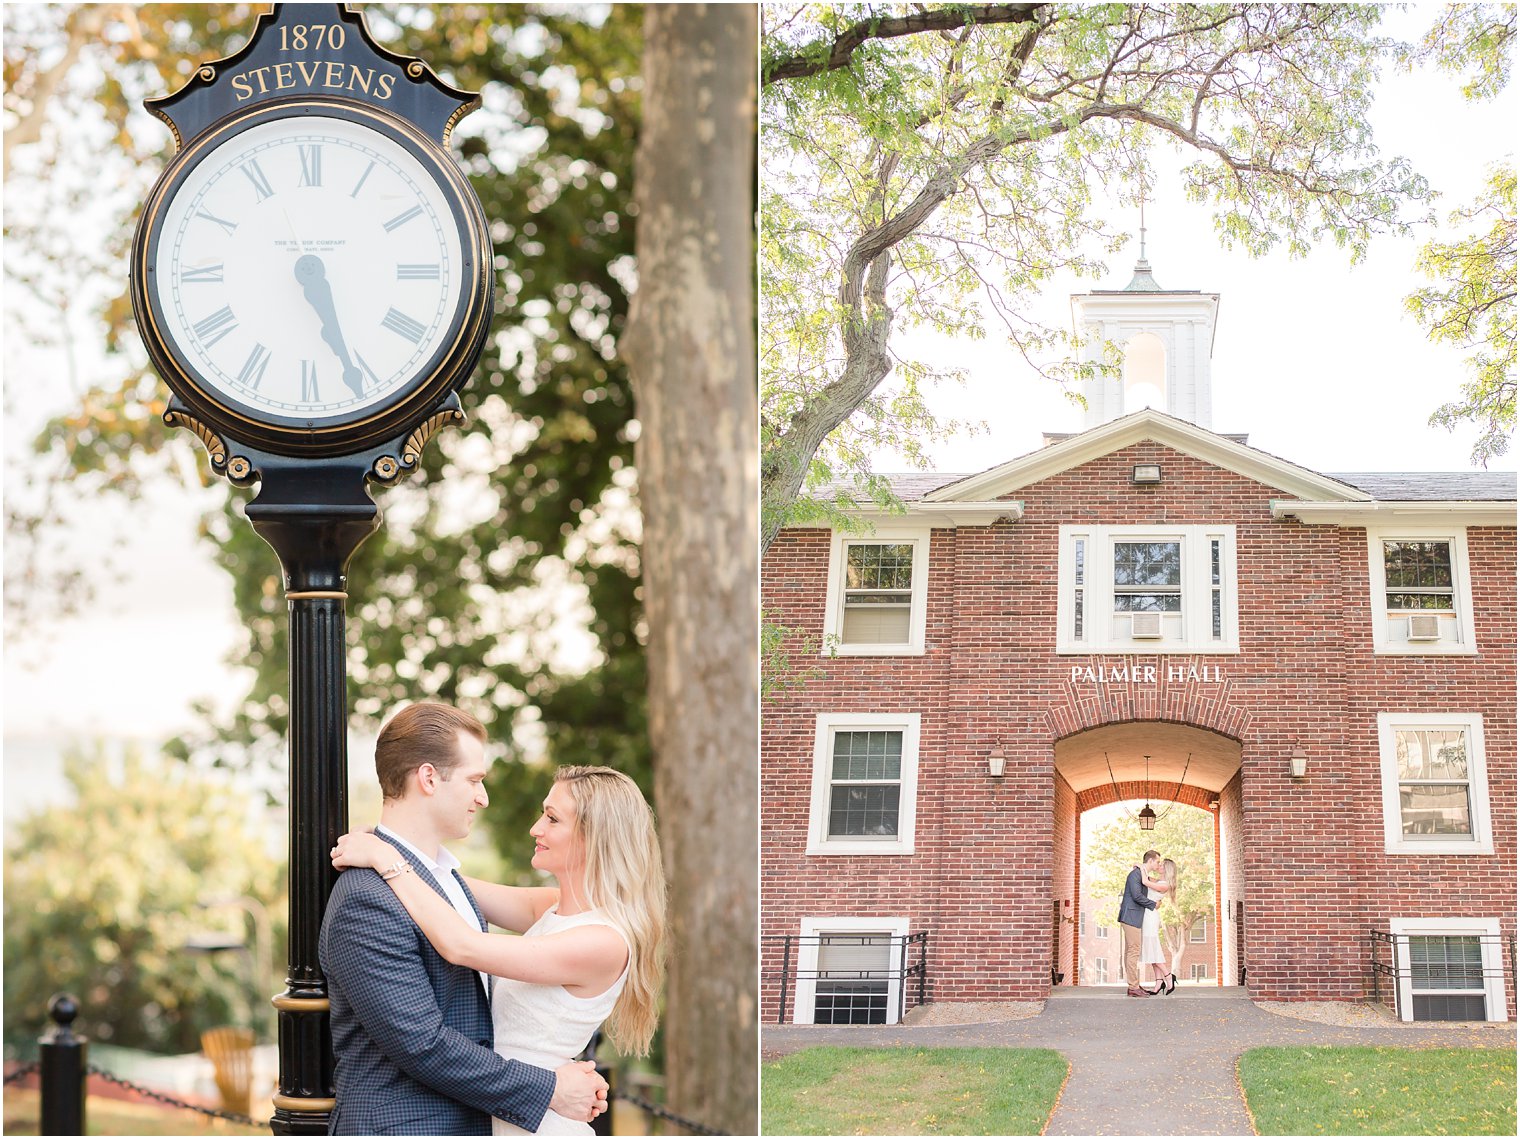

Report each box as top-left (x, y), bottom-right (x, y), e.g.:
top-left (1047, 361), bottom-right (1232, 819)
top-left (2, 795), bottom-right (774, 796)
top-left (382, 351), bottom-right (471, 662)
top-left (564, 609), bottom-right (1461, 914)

top-left (613, 1089), bottom-right (725, 1136)
top-left (4, 1062), bottom-right (42, 1085)
top-left (84, 1065), bottom-right (259, 1128)
top-left (10, 1057), bottom-right (721, 1135)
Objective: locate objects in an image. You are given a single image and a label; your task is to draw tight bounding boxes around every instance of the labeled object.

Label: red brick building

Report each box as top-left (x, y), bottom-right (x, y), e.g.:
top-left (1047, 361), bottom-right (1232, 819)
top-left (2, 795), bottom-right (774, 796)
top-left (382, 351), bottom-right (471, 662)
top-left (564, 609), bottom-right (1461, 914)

top-left (761, 266), bottom-right (1516, 1027)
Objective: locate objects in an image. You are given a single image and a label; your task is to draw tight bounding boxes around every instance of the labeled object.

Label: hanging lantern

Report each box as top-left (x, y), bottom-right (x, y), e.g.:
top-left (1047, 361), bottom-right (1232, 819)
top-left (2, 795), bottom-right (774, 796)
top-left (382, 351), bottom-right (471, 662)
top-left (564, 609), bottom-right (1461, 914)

top-left (1106, 751), bottom-right (1191, 831)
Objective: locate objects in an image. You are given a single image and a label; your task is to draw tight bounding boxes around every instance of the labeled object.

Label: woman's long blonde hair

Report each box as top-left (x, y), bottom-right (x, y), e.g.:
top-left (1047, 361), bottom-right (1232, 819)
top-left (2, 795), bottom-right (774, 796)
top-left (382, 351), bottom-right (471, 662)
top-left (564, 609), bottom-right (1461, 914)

top-left (1161, 858), bottom-right (1178, 907)
top-left (554, 765), bottom-right (666, 1056)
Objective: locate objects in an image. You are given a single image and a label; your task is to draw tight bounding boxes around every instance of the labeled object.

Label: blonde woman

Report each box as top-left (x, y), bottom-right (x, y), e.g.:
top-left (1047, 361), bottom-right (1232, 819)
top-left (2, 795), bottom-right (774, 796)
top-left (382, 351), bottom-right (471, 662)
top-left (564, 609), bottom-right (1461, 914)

top-left (333, 765), bottom-right (666, 1136)
top-left (1139, 857), bottom-right (1178, 994)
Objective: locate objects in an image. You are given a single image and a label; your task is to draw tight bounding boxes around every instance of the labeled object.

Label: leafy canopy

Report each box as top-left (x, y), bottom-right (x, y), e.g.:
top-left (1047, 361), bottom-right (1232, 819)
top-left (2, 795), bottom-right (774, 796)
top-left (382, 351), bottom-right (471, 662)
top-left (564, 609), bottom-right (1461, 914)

top-left (1404, 3), bottom-right (1515, 465)
top-left (760, 3), bottom-right (1435, 552)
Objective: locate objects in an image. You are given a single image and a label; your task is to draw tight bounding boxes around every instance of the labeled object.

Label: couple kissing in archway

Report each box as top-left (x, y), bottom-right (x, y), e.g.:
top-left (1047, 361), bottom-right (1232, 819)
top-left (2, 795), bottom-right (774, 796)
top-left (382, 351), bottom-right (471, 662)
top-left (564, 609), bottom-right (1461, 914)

top-left (1119, 849), bottom-right (1178, 997)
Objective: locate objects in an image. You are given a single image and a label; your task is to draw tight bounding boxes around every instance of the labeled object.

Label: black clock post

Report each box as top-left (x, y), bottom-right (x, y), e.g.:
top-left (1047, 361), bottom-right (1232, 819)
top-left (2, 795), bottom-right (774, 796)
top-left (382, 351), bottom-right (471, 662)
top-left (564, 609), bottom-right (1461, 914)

top-left (129, 6), bottom-right (492, 1133)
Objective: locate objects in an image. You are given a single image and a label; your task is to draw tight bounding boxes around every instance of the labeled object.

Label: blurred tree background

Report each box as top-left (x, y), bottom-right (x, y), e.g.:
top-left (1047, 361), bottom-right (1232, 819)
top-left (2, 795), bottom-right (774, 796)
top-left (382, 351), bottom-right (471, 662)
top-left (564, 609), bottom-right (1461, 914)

top-left (1085, 805), bottom-right (1217, 977)
top-left (7, 0), bottom-right (648, 867)
top-left (4, 4), bottom-right (756, 1130)
top-left (3, 747), bottom-right (286, 1055)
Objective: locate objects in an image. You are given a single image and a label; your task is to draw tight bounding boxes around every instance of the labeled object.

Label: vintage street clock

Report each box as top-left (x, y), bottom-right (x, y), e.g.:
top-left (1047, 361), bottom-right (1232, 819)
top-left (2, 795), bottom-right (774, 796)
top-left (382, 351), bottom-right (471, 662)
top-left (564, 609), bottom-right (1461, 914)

top-left (132, 4), bottom-right (490, 480)
top-left (129, 7), bottom-right (494, 1134)
top-left (134, 103), bottom-right (489, 460)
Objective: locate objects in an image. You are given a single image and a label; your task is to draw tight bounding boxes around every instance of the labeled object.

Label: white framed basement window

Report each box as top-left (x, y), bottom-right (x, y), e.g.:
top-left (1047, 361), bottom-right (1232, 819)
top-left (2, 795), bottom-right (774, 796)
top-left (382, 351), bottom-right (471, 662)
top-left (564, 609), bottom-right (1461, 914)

top-left (1057, 524), bottom-right (1238, 653)
top-left (1365, 528), bottom-right (1477, 654)
top-left (1376, 713), bottom-right (1493, 855)
top-left (821, 527), bottom-right (931, 655)
top-left (793, 916), bottom-right (911, 1025)
top-left (806, 712), bottom-right (921, 856)
top-left (1388, 918), bottom-right (1506, 1022)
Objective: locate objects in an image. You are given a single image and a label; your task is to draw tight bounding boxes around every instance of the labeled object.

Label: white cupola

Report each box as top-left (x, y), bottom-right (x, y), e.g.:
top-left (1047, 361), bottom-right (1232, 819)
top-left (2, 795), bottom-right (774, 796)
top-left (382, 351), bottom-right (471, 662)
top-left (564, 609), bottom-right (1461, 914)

top-left (1069, 231), bottom-right (1220, 431)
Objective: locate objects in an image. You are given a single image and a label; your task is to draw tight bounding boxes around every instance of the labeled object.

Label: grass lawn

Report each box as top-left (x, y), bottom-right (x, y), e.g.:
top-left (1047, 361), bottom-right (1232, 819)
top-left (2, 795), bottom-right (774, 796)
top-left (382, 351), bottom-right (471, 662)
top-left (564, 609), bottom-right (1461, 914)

top-left (1238, 1046), bottom-right (1517, 1136)
top-left (761, 1045), bottom-right (1068, 1135)
top-left (3, 1088), bottom-right (266, 1136)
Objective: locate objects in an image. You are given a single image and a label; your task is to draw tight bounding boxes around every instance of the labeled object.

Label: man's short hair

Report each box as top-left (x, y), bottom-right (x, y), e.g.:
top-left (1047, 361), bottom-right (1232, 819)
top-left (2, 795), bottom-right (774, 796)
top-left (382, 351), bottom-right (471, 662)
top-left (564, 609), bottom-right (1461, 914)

top-left (374, 703), bottom-right (487, 800)
top-left (1143, 849), bottom-right (1161, 864)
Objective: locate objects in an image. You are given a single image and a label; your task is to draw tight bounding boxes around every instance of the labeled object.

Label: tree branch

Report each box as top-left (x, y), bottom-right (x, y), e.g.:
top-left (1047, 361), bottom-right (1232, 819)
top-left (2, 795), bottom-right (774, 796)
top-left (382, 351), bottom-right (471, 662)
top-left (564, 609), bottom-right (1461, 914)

top-left (763, 3), bottom-right (1046, 86)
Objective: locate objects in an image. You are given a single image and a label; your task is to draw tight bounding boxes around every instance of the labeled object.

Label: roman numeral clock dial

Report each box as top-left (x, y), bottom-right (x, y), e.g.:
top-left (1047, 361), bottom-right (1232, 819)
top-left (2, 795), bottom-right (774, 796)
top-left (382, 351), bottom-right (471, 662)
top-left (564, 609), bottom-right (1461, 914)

top-left (134, 103), bottom-right (489, 458)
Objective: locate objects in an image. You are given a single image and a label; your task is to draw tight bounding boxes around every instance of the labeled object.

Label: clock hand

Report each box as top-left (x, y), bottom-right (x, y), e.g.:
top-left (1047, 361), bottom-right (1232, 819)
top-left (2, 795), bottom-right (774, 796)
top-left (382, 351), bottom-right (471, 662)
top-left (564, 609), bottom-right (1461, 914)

top-left (293, 254), bottom-right (366, 397)
top-left (281, 207), bottom-right (307, 255)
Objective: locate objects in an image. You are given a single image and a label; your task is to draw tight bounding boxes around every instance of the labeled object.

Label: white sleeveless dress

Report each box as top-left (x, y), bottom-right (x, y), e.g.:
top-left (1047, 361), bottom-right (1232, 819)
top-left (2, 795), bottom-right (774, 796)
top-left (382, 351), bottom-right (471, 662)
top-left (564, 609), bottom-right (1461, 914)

top-left (492, 907), bottom-right (630, 1136)
top-left (1139, 885), bottom-right (1166, 967)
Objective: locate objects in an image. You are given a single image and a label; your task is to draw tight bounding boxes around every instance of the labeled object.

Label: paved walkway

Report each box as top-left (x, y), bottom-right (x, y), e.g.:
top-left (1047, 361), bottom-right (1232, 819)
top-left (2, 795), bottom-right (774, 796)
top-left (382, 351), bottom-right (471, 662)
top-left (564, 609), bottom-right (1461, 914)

top-left (762, 989), bottom-right (1515, 1136)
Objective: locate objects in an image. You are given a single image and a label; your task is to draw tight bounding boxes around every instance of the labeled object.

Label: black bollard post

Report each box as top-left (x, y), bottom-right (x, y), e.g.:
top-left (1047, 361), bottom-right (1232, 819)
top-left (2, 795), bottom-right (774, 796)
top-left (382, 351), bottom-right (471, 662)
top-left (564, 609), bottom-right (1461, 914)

top-left (583, 1030), bottom-right (613, 1138)
top-left (39, 994), bottom-right (87, 1137)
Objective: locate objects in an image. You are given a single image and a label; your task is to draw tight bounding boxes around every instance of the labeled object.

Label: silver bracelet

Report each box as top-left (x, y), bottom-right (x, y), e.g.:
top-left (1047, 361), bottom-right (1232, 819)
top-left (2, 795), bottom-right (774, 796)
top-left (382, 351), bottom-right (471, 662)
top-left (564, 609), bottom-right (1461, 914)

top-left (379, 861), bottom-right (412, 882)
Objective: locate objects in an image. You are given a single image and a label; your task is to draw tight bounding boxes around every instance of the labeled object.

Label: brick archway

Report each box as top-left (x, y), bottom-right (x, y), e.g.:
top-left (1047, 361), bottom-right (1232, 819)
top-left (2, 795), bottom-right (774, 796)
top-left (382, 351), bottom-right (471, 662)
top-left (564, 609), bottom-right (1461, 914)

top-left (1075, 780), bottom-right (1217, 814)
top-left (1048, 702), bottom-right (1245, 992)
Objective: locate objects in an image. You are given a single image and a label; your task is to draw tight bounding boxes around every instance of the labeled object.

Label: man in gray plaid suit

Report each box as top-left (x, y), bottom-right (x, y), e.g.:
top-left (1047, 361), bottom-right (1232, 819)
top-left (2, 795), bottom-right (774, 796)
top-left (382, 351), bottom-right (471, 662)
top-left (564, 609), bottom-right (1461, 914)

top-left (319, 703), bottom-right (608, 1134)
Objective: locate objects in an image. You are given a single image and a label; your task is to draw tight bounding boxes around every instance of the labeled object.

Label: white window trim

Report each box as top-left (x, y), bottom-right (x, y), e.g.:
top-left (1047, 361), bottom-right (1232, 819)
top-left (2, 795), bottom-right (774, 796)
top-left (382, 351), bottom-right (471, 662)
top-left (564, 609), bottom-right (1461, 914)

top-left (1376, 713), bottom-right (1493, 855)
top-left (1094, 957), bottom-right (1109, 984)
top-left (806, 712), bottom-right (921, 856)
top-left (1056, 524), bottom-right (1238, 653)
top-left (1190, 918), bottom-right (1207, 943)
top-left (822, 526), bottom-right (931, 656)
top-left (1365, 527), bottom-right (1478, 655)
top-left (1387, 917), bottom-right (1506, 1023)
top-left (1191, 963), bottom-right (1209, 980)
top-left (793, 915), bottom-right (911, 1025)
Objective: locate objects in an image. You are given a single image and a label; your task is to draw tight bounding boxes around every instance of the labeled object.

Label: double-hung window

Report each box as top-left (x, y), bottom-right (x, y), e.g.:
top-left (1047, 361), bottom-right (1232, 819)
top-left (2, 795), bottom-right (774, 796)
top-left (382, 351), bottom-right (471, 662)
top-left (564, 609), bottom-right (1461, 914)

top-left (1058, 525), bottom-right (1237, 652)
top-left (1190, 918), bottom-right (1207, 944)
top-left (823, 528), bottom-right (930, 655)
top-left (1365, 528), bottom-right (1476, 653)
top-left (807, 713), bottom-right (921, 855)
top-left (1376, 713), bottom-right (1492, 855)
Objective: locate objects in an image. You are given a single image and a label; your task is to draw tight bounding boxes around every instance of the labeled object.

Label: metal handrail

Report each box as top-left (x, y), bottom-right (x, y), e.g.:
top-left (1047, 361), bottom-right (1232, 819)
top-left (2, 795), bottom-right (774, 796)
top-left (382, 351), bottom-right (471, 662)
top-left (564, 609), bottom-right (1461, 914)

top-left (1367, 929), bottom-right (1515, 1021)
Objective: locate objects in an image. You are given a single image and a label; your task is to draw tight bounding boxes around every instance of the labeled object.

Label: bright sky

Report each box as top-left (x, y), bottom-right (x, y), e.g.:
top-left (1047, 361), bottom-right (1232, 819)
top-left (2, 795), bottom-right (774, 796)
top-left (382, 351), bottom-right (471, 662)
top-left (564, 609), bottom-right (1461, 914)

top-left (4, 4), bottom-right (1516, 764)
top-left (869, 10), bottom-right (1518, 478)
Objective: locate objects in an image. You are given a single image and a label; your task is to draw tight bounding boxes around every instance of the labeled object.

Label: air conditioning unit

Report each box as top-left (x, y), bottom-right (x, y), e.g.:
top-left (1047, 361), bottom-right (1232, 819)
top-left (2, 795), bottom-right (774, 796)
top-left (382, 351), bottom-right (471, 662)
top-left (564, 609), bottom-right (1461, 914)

top-left (1131, 611), bottom-right (1163, 638)
top-left (1407, 614), bottom-right (1442, 641)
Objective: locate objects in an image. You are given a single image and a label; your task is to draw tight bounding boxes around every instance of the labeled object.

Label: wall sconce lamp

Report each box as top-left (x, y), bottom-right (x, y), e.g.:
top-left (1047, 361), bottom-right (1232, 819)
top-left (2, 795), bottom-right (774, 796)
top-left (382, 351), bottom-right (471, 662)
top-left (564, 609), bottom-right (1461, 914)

top-left (1131, 463), bottom-right (1163, 485)
top-left (988, 744), bottom-right (1006, 778)
top-left (1289, 747), bottom-right (1308, 780)
top-left (1208, 797), bottom-right (1220, 811)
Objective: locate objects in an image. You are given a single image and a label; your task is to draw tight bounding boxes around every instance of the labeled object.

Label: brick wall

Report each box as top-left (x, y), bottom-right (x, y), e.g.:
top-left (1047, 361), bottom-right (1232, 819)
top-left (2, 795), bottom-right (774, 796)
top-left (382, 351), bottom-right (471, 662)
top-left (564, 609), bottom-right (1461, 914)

top-left (762, 441), bottom-right (1516, 1016)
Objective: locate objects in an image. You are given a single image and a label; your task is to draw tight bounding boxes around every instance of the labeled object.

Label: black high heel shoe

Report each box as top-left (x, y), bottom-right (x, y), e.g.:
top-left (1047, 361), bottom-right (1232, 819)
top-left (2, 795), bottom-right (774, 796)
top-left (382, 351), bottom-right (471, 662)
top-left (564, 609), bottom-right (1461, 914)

top-left (1165, 973), bottom-right (1177, 994)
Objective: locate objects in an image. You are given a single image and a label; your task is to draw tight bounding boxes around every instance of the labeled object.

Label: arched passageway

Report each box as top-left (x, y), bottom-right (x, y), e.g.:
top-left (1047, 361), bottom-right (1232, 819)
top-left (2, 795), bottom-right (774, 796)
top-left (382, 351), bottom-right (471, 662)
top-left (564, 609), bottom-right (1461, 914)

top-left (1051, 720), bottom-right (1245, 989)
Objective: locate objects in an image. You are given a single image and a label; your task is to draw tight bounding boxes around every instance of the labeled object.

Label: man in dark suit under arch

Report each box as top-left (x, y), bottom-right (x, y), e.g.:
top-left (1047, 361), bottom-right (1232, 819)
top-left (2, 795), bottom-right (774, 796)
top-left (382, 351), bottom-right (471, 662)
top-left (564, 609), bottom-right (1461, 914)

top-left (1118, 849), bottom-right (1161, 998)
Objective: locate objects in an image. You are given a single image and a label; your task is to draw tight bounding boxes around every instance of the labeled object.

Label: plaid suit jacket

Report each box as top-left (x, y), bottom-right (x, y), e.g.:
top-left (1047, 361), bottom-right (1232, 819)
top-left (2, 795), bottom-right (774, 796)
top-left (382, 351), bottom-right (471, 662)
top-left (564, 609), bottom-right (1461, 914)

top-left (318, 834), bottom-right (556, 1135)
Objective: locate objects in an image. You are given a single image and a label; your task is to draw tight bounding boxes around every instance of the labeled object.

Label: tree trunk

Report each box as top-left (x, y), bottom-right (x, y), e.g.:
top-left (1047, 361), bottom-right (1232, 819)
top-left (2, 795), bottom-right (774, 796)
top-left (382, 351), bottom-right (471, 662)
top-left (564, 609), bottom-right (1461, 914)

top-left (622, 5), bottom-right (758, 1134)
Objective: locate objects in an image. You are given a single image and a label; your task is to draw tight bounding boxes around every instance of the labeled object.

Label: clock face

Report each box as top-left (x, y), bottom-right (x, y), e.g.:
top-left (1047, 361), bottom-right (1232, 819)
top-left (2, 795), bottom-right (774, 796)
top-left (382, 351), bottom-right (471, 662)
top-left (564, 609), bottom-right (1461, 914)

top-left (147, 110), bottom-right (471, 428)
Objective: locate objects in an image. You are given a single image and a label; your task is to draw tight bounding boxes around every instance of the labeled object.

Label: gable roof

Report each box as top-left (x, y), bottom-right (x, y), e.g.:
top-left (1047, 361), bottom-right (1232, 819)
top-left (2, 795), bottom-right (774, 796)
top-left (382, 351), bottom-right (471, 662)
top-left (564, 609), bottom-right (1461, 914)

top-left (922, 408), bottom-right (1372, 503)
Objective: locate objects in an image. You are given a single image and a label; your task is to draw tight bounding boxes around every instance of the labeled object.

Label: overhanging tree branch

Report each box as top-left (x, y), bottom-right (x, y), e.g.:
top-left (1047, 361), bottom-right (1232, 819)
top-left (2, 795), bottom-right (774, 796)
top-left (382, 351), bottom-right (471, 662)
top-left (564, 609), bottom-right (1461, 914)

top-left (763, 2), bottom-right (1046, 85)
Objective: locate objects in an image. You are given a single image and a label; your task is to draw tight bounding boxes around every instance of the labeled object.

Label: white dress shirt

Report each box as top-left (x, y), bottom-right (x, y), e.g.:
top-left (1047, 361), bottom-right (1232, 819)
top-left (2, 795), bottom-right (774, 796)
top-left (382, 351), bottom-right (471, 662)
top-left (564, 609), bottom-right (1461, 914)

top-left (375, 825), bottom-right (491, 996)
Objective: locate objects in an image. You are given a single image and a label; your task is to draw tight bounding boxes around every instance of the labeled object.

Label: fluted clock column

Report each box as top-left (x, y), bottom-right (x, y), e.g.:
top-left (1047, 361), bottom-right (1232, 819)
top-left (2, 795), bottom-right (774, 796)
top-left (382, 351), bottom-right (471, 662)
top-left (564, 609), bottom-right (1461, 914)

top-left (246, 455), bottom-right (380, 1135)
